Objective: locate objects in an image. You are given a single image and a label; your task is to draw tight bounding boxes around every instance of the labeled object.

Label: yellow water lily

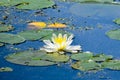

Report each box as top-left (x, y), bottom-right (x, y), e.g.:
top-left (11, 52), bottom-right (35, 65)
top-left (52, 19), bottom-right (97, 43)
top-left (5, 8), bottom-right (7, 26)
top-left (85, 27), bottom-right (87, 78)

top-left (28, 22), bottom-right (46, 29)
top-left (40, 33), bottom-right (81, 53)
top-left (47, 22), bottom-right (67, 28)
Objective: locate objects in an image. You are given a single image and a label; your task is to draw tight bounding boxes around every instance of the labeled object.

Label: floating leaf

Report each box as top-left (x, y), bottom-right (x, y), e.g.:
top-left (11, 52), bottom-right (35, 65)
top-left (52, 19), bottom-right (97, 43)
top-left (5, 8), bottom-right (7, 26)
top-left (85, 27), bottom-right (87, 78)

top-left (47, 22), bottom-right (67, 28)
top-left (71, 61), bottom-right (101, 71)
top-left (0, 67), bottom-right (13, 72)
top-left (25, 60), bottom-right (56, 66)
top-left (106, 29), bottom-right (120, 40)
top-left (76, 0), bottom-right (114, 3)
top-left (92, 54), bottom-right (113, 62)
top-left (0, 0), bottom-right (55, 10)
top-left (0, 33), bottom-right (25, 44)
top-left (18, 29), bottom-right (53, 41)
top-left (0, 43), bottom-right (4, 47)
top-left (36, 52), bottom-right (69, 62)
top-left (59, 0), bottom-right (115, 3)
top-left (0, 0), bottom-right (22, 6)
top-left (70, 3), bottom-right (120, 18)
top-left (28, 22), bottom-right (47, 29)
top-left (0, 25), bottom-right (14, 32)
top-left (113, 18), bottom-right (120, 25)
top-left (71, 52), bottom-right (93, 61)
top-left (102, 60), bottom-right (120, 70)
top-left (5, 50), bottom-right (56, 66)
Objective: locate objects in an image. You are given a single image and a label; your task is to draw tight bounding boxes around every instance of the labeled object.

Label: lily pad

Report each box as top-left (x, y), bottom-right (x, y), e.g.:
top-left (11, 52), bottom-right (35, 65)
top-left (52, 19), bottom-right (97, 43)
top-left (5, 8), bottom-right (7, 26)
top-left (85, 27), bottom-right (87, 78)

top-left (71, 52), bottom-right (93, 61)
top-left (102, 60), bottom-right (120, 70)
top-left (0, 43), bottom-right (4, 47)
top-left (106, 29), bottom-right (120, 40)
top-left (36, 52), bottom-right (70, 62)
top-left (0, 25), bottom-right (14, 32)
top-left (0, 33), bottom-right (25, 44)
top-left (113, 18), bottom-right (120, 25)
top-left (41, 30), bottom-right (71, 40)
top-left (5, 50), bottom-right (56, 66)
top-left (18, 29), bottom-right (53, 41)
top-left (71, 61), bottom-right (101, 71)
top-left (17, 0), bottom-right (55, 10)
top-left (70, 3), bottom-right (120, 18)
top-left (0, 0), bottom-right (55, 10)
top-left (59, 0), bottom-right (117, 4)
top-left (0, 67), bottom-right (13, 72)
top-left (92, 54), bottom-right (113, 62)
top-left (75, 0), bottom-right (114, 3)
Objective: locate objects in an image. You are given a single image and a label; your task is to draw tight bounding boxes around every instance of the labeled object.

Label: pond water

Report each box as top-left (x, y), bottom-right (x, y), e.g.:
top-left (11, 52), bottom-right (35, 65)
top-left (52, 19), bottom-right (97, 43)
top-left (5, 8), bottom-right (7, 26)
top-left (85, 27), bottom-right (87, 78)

top-left (0, 0), bottom-right (120, 80)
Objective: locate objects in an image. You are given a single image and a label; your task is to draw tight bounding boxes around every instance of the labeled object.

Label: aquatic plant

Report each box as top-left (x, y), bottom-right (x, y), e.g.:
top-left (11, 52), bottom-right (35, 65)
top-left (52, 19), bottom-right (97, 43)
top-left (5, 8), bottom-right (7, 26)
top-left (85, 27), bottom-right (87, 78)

top-left (0, 0), bottom-right (55, 10)
top-left (28, 22), bottom-right (47, 29)
top-left (0, 33), bottom-right (25, 44)
top-left (106, 29), bottom-right (120, 40)
top-left (0, 25), bottom-right (14, 32)
top-left (113, 18), bottom-right (120, 25)
top-left (40, 33), bottom-right (81, 53)
top-left (5, 50), bottom-right (69, 66)
top-left (48, 22), bottom-right (67, 28)
top-left (0, 43), bottom-right (4, 47)
top-left (0, 67), bottom-right (13, 72)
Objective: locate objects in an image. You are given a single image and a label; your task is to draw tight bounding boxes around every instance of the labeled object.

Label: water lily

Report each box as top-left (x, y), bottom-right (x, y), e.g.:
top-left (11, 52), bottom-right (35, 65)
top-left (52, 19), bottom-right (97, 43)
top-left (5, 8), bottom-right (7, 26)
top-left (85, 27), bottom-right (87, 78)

top-left (40, 33), bottom-right (81, 54)
top-left (47, 22), bottom-right (67, 28)
top-left (28, 22), bottom-right (46, 29)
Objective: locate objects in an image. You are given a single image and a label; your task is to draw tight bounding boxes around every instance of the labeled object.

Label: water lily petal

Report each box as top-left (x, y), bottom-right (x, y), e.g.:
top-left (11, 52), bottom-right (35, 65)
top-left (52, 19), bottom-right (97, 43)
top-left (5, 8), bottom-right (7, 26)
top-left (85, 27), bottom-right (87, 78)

top-left (66, 45), bottom-right (81, 51)
top-left (58, 33), bottom-right (62, 38)
top-left (43, 40), bottom-right (54, 47)
top-left (66, 40), bottom-right (73, 46)
top-left (67, 34), bottom-right (74, 41)
top-left (40, 48), bottom-right (56, 52)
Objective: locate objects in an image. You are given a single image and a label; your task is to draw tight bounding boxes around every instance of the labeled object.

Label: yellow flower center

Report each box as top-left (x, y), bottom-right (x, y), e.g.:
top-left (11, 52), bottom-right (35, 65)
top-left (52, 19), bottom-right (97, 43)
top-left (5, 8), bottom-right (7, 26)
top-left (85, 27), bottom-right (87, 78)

top-left (53, 35), bottom-right (67, 51)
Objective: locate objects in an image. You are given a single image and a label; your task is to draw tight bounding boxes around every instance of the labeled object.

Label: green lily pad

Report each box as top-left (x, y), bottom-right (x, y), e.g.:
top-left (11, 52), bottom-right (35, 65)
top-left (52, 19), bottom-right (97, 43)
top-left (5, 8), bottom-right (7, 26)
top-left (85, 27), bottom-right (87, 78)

top-left (18, 29), bottom-right (53, 41)
top-left (102, 60), bottom-right (120, 70)
top-left (0, 25), bottom-right (14, 32)
top-left (0, 0), bottom-right (21, 6)
top-left (92, 54), bottom-right (113, 62)
top-left (70, 3), bottom-right (120, 18)
top-left (59, 0), bottom-right (116, 4)
top-left (41, 30), bottom-right (71, 40)
top-left (0, 0), bottom-right (55, 10)
top-left (113, 18), bottom-right (120, 25)
top-left (0, 43), bottom-right (4, 47)
top-left (5, 50), bottom-right (56, 66)
top-left (76, 0), bottom-right (114, 3)
top-left (0, 33), bottom-right (25, 44)
top-left (106, 29), bottom-right (120, 40)
top-left (36, 52), bottom-right (70, 62)
top-left (71, 61), bottom-right (101, 71)
top-left (0, 67), bottom-right (13, 72)
top-left (71, 52), bottom-right (93, 61)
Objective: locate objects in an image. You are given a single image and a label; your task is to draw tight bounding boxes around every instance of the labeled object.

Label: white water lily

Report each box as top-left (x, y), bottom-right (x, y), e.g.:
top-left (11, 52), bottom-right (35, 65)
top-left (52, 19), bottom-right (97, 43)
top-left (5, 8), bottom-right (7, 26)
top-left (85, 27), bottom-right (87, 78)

top-left (40, 33), bottom-right (82, 53)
